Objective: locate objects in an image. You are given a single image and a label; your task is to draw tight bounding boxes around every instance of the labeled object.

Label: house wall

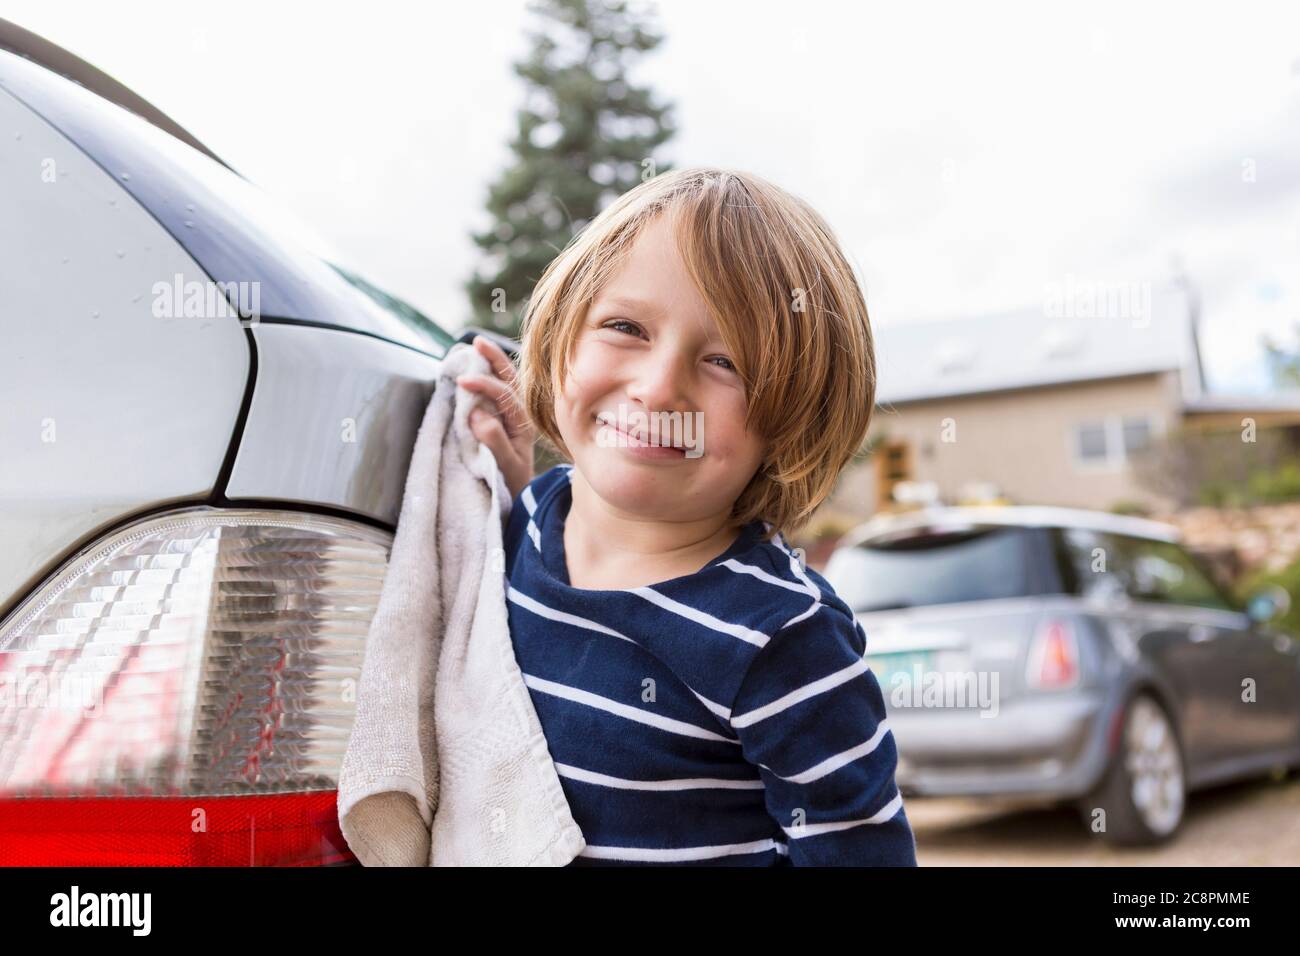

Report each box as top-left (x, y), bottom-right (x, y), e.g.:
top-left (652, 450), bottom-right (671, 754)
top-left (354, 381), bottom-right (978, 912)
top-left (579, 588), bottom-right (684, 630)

top-left (826, 370), bottom-right (1185, 519)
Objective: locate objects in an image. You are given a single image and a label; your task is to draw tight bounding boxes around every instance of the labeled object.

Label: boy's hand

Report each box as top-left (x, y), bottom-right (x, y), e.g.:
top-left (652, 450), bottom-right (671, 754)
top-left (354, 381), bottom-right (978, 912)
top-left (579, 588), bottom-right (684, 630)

top-left (455, 335), bottom-right (536, 501)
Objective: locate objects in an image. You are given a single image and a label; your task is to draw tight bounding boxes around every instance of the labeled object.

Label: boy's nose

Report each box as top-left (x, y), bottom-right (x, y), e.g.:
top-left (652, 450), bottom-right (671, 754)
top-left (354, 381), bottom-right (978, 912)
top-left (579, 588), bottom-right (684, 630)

top-left (626, 356), bottom-right (692, 413)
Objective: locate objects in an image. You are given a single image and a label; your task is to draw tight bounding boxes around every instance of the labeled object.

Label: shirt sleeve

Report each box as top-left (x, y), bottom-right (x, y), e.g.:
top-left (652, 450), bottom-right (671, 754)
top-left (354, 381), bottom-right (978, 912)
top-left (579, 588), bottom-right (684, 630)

top-left (729, 603), bottom-right (918, 866)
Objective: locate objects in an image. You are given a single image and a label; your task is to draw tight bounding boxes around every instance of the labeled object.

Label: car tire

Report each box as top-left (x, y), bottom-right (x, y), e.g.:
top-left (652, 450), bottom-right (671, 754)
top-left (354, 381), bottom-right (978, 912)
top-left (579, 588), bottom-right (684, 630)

top-left (1076, 693), bottom-right (1186, 846)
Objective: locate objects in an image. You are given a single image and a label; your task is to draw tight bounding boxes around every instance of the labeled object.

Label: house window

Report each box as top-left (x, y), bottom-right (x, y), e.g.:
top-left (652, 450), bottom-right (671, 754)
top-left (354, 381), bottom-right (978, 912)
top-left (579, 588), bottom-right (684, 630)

top-left (1076, 423), bottom-right (1109, 462)
top-left (1072, 414), bottom-right (1160, 469)
top-left (1121, 416), bottom-right (1152, 454)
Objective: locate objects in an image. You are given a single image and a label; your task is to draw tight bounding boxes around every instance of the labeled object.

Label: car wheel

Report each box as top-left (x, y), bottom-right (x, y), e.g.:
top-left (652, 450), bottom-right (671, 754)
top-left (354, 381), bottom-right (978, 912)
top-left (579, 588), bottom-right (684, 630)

top-left (1078, 693), bottom-right (1186, 846)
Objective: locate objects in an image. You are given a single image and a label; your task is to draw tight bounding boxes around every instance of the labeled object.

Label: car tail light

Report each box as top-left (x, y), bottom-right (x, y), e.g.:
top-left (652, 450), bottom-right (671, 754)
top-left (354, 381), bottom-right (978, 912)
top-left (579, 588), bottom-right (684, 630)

top-left (1025, 618), bottom-right (1079, 690)
top-left (0, 507), bottom-right (391, 866)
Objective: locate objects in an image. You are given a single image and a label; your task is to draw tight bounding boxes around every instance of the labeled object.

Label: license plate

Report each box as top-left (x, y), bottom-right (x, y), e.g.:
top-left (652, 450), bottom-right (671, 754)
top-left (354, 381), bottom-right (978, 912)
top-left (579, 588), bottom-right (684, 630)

top-left (868, 651), bottom-right (933, 690)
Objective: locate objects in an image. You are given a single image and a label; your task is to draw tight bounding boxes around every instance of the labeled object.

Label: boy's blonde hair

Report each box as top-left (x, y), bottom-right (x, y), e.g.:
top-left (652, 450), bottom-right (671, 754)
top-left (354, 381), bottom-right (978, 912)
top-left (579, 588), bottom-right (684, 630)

top-left (517, 167), bottom-right (875, 542)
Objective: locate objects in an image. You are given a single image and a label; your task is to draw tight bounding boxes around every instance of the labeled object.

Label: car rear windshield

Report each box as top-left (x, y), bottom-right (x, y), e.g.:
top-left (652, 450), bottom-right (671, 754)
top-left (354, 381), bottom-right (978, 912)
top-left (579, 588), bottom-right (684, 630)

top-left (0, 47), bottom-right (455, 357)
top-left (823, 526), bottom-right (1036, 612)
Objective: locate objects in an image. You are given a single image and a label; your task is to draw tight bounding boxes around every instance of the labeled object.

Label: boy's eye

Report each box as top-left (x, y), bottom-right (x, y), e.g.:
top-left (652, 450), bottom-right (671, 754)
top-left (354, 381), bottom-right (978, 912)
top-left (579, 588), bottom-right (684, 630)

top-left (601, 319), bottom-right (737, 373)
top-left (603, 319), bottom-right (643, 338)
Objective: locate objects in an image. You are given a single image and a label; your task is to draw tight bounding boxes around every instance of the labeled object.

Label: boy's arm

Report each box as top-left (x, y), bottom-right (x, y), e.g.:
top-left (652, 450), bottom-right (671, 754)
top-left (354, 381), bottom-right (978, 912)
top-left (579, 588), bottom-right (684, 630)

top-left (730, 606), bottom-right (918, 866)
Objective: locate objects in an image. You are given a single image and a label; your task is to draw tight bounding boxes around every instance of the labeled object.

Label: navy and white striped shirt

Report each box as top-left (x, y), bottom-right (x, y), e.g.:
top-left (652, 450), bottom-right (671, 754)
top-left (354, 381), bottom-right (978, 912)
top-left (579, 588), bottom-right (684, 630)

top-left (503, 463), bottom-right (917, 866)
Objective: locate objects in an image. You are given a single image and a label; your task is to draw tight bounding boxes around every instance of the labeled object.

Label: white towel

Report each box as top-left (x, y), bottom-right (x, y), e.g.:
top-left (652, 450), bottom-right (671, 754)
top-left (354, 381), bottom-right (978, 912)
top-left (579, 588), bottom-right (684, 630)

top-left (336, 340), bottom-right (586, 866)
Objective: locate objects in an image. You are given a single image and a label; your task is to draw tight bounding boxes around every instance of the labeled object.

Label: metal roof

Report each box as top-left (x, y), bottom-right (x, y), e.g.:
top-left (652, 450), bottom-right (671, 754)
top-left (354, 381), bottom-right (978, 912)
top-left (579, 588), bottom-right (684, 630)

top-left (873, 281), bottom-right (1203, 406)
top-left (1183, 392), bottom-right (1300, 413)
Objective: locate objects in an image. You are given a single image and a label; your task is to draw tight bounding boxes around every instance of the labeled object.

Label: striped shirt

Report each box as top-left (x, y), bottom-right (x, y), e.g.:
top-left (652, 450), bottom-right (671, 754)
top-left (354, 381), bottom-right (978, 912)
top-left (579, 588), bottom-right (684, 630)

top-left (503, 463), bottom-right (918, 866)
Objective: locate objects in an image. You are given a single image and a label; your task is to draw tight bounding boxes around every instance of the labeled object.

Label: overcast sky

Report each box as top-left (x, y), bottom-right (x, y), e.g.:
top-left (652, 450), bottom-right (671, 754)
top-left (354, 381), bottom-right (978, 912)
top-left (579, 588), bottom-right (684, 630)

top-left (8, 0), bottom-right (1299, 391)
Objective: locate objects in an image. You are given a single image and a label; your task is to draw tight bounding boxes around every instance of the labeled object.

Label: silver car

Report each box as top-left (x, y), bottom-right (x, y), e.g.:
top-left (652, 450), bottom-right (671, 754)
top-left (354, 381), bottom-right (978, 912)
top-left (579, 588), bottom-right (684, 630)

top-left (822, 504), bottom-right (1300, 845)
top-left (0, 22), bottom-right (513, 865)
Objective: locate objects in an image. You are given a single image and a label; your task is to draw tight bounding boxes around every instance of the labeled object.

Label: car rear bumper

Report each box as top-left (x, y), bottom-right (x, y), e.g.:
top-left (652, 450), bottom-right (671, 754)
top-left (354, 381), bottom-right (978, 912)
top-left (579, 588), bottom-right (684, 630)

top-left (889, 691), bottom-right (1116, 800)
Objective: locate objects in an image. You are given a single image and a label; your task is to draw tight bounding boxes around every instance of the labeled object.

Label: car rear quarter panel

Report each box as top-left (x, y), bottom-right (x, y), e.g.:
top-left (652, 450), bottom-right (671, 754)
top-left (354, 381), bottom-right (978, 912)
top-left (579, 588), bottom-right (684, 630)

top-left (225, 324), bottom-right (440, 524)
top-left (0, 86), bottom-right (248, 617)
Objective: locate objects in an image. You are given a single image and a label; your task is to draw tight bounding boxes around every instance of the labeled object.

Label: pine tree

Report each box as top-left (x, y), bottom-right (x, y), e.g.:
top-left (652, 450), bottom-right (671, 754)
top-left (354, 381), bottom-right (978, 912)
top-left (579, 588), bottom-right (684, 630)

top-left (1264, 325), bottom-right (1300, 388)
top-left (464, 0), bottom-right (676, 339)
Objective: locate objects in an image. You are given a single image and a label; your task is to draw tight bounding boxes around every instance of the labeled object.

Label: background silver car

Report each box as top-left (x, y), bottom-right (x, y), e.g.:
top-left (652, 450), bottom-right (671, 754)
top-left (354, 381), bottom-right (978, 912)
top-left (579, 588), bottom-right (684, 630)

top-left (0, 21), bottom-right (515, 865)
top-left (822, 504), bottom-right (1300, 846)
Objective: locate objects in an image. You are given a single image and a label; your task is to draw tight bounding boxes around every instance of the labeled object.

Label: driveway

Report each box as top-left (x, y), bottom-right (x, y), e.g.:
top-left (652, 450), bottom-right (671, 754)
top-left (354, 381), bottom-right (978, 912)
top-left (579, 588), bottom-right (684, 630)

top-left (908, 771), bottom-right (1300, 865)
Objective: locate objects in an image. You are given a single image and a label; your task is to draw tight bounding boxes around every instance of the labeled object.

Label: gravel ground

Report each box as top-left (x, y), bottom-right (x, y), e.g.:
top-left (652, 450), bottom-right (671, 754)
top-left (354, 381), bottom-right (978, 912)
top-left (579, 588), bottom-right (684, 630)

top-left (907, 770), bottom-right (1300, 866)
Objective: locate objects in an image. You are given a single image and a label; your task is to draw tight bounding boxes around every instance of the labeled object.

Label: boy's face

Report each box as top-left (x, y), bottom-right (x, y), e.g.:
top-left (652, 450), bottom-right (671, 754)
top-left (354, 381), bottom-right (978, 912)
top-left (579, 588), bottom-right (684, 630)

top-left (554, 214), bottom-right (769, 525)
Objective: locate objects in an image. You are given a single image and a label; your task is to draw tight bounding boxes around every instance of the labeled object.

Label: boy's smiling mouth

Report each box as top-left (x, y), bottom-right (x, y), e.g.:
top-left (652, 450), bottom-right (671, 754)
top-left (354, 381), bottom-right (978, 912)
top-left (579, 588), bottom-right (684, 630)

top-left (594, 413), bottom-right (691, 458)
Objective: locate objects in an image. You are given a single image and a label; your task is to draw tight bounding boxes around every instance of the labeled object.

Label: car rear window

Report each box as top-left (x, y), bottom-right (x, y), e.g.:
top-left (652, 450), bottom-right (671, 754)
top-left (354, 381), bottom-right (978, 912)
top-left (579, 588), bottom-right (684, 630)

top-left (0, 48), bottom-right (455, 357)
top-left (1054, 527), bottom-right (1237, 611)
top-left (823, 526), bottom-right (1036, 612)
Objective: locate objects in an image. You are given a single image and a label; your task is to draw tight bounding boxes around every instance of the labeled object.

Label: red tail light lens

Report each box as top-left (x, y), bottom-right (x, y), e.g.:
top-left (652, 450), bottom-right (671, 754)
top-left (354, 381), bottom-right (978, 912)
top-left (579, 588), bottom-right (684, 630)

top-left (0, 507), bottom-right (392, 865)
top-left (0, 792), bottom-right (350, 866)
top-left (1025, 618), bottom-right (1079, 689)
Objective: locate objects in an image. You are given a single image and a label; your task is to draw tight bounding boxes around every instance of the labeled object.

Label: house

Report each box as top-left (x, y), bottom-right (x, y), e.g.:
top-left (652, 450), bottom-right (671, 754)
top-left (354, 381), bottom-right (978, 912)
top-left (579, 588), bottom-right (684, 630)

top-left (828, 280), bottom-right (1300, 518)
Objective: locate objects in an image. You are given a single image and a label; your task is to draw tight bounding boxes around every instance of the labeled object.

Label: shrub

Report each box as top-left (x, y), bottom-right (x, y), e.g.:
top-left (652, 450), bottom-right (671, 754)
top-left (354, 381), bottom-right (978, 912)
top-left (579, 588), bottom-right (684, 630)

top-left (1234, 558), bottom-right (1300, 635)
